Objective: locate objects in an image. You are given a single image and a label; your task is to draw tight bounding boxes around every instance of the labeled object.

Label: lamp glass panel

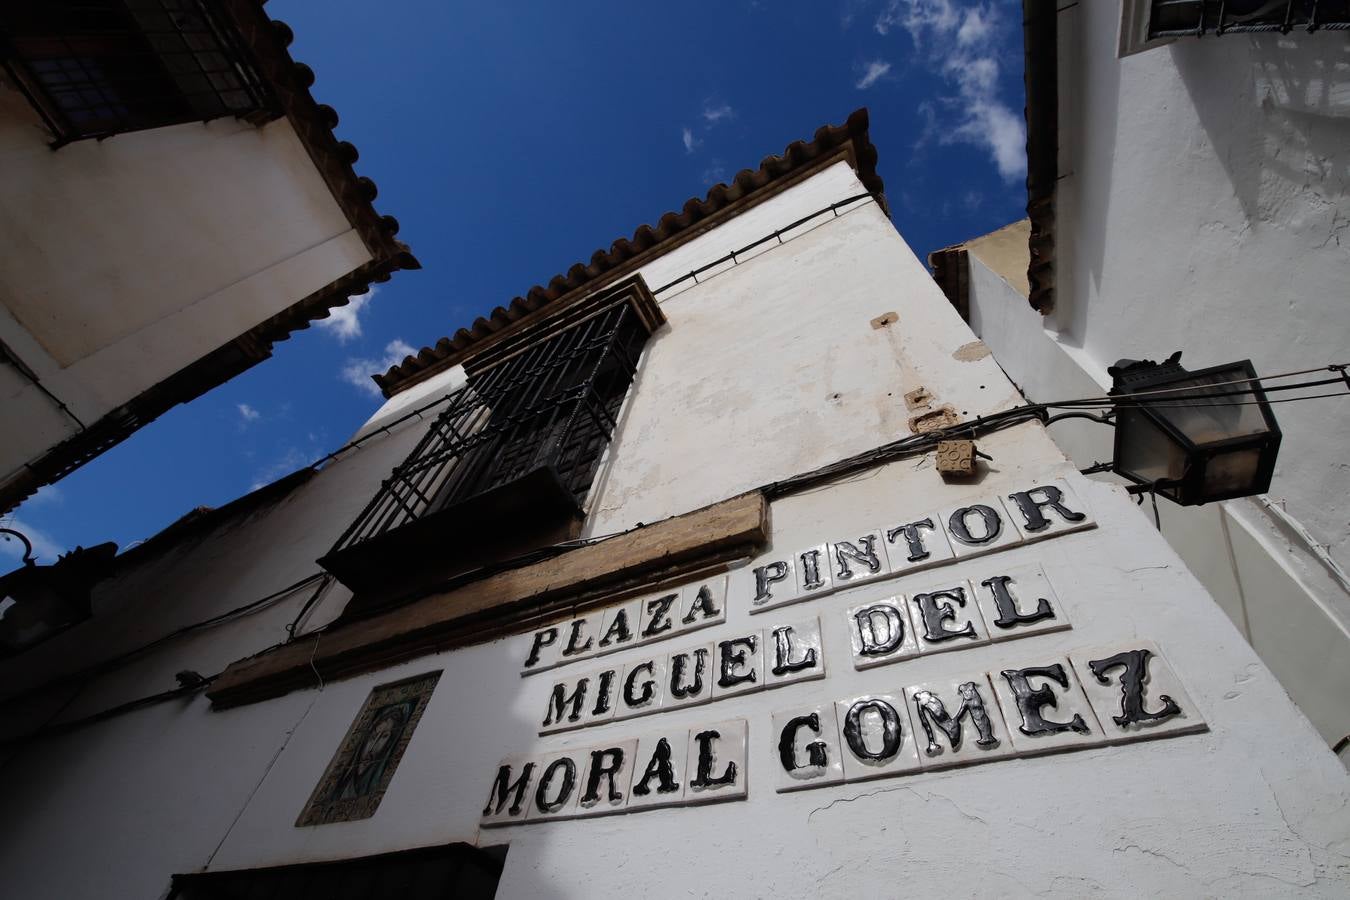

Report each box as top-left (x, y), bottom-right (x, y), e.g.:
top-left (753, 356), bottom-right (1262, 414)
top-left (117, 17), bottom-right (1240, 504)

top-left (1116, 407), bottom-right (1188, 484)
top-left (1203, 447), bottom-right (1263, 497)
top-left (1148, 366), bottom-right (1269, 449)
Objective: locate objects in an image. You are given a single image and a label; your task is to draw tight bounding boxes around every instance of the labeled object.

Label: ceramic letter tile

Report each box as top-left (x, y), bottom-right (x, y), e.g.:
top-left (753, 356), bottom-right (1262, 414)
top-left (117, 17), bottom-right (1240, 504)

top-left (990, 656), bottom-right (1105, 756)
top-left (637, 589), bottom-right (682, 643)
top-left (971, 564), bottom-right (1071, 642)
top-left (827, 529), bottom-right (890, 589)
top-left (664, 642), bottom-right (716, 710)
top-left (526, 748), bottom-right (585, 821)
top-left (908, 579), bottom-right (991, 655)
top-left (628, 729), bottom-right (691, 811)
top-left (847, 597), bottom-right (921, 670)
top-left (711, 633), bottom-right (765, 699)
top-left (575, 738), bottom-right (638, 817)
top-left (765, 617), bottom-right (826, 688)
top-left (480, 753), bottom-right (539, 827)
top-left (834, 693), bottom-right (923, 783)
top-left (520, 625), bottom-right (564, 677)
top-left (794, 543), bottom-right (834, 601)
top-left (678, 576), bottom-right (728, 632)
top-left (595, 599), bottom-right (642, 656)
top-left (581, 667), bottom-right (621, 727)
top-left (904, 673), bottom-right (1015, 769)
top-left (686, 719), bottom-right (749, 804)
top-left (881, 513), bottom-right (955, 578)
top-left (1070, 640), bottom-right (1207, 744)
top-left (772, 703), bottom-right (845, 792)
top-left (745, 554), bottom-right (798, 615)
top-left (539, 671), bottom-right (593, 735)
top-left (615, 656), bottom-right (667, 721)
top-left (558, 614), bottom-right (601, 664)
top-left (939, 500), bottom-right (1022, 559)
top-left (1002, 479), bottom-right (1096, 543)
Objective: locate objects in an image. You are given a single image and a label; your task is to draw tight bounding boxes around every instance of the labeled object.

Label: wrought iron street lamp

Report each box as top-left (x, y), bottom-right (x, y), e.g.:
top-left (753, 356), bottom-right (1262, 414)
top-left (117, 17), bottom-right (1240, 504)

top-left (1108, 353), bottom-right (1282, 506)
top-left (0, 530), bottom-right (116, 655)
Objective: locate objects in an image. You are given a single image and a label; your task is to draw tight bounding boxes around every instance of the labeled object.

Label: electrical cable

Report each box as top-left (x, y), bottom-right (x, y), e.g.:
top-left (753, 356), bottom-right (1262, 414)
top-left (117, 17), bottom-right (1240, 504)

top-left (1, 572), bottom-right (327, 706)
top-left (284, 574), bottom-right (334, 642)
top-left (4, 363), bottom-right (1346, 747)
top-left (0, 672), bottom-right (218, 749)
top-left (763, 367), bottom-right (1349, 500)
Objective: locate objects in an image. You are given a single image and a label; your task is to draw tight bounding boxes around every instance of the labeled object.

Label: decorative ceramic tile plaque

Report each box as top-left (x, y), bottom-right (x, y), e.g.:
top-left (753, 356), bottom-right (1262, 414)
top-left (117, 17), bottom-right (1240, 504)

top-left (738, 478), bottom-right (1095, 616)
top-left (481, 719), bottom-right (749, 826)
top-left (296, 670), bottom-right (441, 827)
top-left (761, 643), bottom-right (1207, 795)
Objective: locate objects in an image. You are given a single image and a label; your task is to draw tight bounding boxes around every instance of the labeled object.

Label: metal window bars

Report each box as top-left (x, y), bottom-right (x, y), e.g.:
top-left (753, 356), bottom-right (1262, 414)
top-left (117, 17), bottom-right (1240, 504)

top-left (1149, 0), bottom-right (1350, 37)
top-left (328, 301), bottom-right (649, 556)
top-left (0, 0), bottom-right (274, 145)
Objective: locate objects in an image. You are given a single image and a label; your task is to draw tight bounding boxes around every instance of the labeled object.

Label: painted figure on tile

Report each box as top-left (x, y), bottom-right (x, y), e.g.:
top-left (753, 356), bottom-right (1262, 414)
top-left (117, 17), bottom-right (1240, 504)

top-left (330, 700), bottom-right (411, 802)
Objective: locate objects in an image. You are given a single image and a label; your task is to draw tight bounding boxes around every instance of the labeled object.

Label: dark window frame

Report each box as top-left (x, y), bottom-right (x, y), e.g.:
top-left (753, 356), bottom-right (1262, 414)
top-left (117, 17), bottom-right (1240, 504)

top-left (0, 0), bottom-right (277, 147)
top-left (1149, 0), bottom-right (1350, 38)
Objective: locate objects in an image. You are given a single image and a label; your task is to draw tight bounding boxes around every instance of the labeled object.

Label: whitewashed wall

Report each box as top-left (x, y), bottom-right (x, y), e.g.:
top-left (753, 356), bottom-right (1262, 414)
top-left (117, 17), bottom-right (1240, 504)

top-left (0, 83), bottom-right (372, 483)
top-left (1, 161), bottom-right (1347, 899)
top-left (962, 4), bottom-right (1350, 754)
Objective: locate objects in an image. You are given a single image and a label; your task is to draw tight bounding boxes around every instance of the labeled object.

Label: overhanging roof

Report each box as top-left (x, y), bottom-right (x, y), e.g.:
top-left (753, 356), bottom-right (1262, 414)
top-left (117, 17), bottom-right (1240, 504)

top-left (0, 1), bottom-right (418, 515)
top-left (375, 108), bottom-right (887, 397)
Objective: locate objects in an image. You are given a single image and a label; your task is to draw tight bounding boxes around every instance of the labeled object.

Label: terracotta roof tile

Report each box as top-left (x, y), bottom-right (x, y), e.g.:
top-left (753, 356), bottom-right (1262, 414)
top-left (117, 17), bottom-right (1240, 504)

top-left (375, 108), bottom-right (885, 396)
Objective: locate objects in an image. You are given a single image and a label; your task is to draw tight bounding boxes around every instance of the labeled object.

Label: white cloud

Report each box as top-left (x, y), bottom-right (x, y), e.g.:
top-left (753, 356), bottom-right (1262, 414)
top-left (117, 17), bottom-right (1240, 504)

top-left (315, 285), bottom-right (378, 343)
top-left (956, 5), bottom-right (992, 45)
top-left (0, 517), bottom-right (65, 565)
top-left (876, 0), bottom-right (959, 37)
top-left (25, 484), bottom-right (62, 506)
top-left (701, 159), bottom-right (729, 185)
top-left (340, 338), bottom-right (417, 398)
top-left (701, 102), bottom-right (735, 125)
top-left (882, 0), bottom-right (1026, 182)
top-left (681, 127), bottom-right (700, 154)
top-left (856, 60), bottom-right (892, 90)
top-left (248, 446), bottom-right (313, 492)
top-left (236, 402), bottom-right (260, 423)
top-left (951, 98), bottom-right (1025, 182)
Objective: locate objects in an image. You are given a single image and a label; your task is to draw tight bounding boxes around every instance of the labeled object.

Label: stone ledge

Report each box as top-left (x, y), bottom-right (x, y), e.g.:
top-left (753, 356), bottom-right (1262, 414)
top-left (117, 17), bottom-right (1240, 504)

top-left (207, 492), bottom-right (770, 709)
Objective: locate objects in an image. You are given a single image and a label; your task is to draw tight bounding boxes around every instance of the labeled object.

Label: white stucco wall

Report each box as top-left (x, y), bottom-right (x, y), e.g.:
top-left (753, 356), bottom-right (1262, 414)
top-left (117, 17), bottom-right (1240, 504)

top-left (957, 5), bottom-right (1350, 755)
top-left (1, 163), bottom-right (1347, 899)
top-left (1051, 5), bottom-right (1350, 579)
top-left (965, 248), bottom-right (1350, 754)
top-left (0, 83), bottom-right (373, 483)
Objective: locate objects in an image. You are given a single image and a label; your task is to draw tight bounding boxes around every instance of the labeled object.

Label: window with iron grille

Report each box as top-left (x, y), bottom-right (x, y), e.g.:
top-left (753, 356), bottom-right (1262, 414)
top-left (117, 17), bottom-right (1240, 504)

top-left (0, 0), bottom-right (275, 146)
top-left (1149, 0), bottom-right (1350, 38)
top-left (319, 278), bottom-right (663, 603)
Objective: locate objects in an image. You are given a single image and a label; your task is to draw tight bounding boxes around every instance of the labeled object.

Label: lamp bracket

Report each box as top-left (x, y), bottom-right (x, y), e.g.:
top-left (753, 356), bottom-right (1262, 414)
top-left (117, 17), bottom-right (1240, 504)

top-left (0, 528), bottom-right (36, 566)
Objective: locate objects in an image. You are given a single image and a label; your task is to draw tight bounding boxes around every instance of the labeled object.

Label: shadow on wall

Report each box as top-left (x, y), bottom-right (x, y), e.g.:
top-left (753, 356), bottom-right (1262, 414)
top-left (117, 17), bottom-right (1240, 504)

top-left (1173, 32), bottom-right (1350, 231)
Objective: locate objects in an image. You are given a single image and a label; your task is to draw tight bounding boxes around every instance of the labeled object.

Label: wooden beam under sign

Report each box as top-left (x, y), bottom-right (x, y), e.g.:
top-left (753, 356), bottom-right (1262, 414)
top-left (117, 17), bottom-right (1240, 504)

top-left (207, 491), bottom-right (770, 709)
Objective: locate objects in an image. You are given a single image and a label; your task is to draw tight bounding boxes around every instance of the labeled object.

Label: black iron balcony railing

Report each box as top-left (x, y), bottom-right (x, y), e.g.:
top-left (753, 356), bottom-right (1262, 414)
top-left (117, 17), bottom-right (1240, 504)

top-left (315, 281), bottom-right (667, 615)
top-left (1150, 0), bottom-right (1350, 37)
top-left (333, 300), bottom-right (647, 556)
top-left (0, 0), bottom-right (275, 146)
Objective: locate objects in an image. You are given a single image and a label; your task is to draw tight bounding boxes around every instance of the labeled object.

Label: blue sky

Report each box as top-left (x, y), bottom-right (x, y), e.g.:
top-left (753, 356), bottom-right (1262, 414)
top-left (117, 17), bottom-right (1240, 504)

top-left (2, 0), bottom-right (1027, 566)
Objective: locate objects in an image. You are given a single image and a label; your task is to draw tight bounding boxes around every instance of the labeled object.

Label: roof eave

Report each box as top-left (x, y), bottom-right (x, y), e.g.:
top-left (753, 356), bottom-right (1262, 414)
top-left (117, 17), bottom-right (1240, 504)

top-left (1023, 0), bottom-right (1058, 315)
top-left (375, 108), bottom-right (887, 398)
top-left (220, 0), bottom-right (417, 272)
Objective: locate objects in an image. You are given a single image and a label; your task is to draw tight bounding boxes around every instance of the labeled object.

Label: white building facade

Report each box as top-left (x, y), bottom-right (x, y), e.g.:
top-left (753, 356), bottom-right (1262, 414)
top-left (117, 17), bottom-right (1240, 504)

top-left (938, 1), bottom-right (1350, 760)
top-left (1, 110), bottom-right (1348, 898)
